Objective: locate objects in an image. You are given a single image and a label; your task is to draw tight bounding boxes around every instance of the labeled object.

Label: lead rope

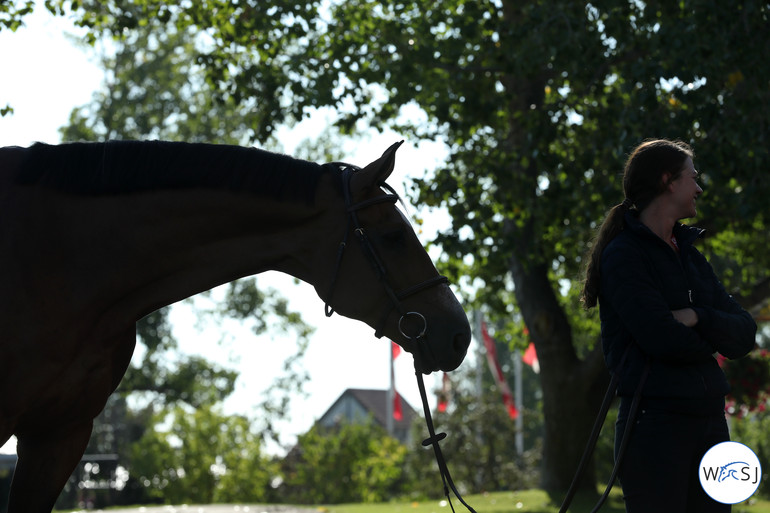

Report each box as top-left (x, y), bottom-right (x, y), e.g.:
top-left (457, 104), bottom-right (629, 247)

top-left (412, 351), bottom-right (477, 513)
top-left (587, 360), bottom-right (649, 513)
top-left (558, 343), bottom-right (649, 513)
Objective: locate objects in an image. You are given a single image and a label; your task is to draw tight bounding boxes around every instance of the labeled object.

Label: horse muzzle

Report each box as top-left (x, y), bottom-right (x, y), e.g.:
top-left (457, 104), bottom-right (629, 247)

top-left (398, 310), bottom-right (471, 374)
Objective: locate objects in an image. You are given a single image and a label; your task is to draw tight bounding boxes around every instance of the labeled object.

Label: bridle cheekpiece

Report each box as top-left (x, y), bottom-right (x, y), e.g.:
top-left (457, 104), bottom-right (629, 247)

top-left (322, 162), bottom-right (476, 513)
top-left (323, 164), bottom-right (448, 343)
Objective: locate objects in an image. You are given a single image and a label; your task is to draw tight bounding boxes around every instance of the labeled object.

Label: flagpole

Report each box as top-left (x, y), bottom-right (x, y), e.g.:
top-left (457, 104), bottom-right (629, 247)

top-left (387, 341), bottom-right (394, 437)
top-left (474, 309), bottom-right (484, 490)
top-left (474, 310), bottom-right (483, 402)
top-left (514, 349), bottom-right (524, 455)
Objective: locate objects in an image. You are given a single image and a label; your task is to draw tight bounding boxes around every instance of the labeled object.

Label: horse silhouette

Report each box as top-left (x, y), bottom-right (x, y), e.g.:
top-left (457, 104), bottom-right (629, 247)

top-left (0, 140), bottom-right (471, 512)
top-left (719, 461), bottom-right (751, 482)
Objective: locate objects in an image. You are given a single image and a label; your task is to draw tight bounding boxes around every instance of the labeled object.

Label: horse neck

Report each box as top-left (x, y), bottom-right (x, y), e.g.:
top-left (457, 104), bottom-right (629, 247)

top-left (7, 157), bottom-right (343, 331)
top-left (100, 178), bottom-right (342, 320)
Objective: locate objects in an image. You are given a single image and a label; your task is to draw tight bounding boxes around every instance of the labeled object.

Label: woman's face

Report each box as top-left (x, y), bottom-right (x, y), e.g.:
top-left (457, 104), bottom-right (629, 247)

top-left (669, 157), bottom-right (703, 219)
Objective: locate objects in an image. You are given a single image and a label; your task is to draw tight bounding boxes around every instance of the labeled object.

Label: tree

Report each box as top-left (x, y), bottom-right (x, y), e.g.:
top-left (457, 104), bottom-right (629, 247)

top-left (0, 0), bottom-right (34, 116)
top-left (58, 3), bottom-right (265, 145)
top-left (0, 1), bottom-right (33, 32)
top-left (295, 0), bottom-right (769, 490)
top-left (130, 405), bottom-right (275, 504)
top-left (20, 0), bottom-right (770, 492)
top-left (279, 420), bottom-right (408, 504)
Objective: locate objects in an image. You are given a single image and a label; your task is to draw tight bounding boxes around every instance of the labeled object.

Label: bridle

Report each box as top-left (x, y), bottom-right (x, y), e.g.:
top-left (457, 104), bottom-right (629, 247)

top-left (323, 163), bottom-right (477, 513)
top-left (323, 163), bottom-right (449, 345)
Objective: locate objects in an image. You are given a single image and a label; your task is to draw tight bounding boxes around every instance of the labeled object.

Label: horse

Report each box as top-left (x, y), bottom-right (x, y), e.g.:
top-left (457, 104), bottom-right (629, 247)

top-left (0, 139), bottom-right (471, 512)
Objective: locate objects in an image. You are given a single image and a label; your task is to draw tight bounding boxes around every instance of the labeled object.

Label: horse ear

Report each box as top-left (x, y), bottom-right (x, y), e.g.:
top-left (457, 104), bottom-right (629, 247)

top-left (352, 140), bottom-right (404, 192)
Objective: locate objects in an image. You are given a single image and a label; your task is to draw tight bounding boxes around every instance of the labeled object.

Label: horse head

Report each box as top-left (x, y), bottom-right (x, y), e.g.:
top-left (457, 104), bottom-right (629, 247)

top-left (316, 142), bottom-right (471, 374)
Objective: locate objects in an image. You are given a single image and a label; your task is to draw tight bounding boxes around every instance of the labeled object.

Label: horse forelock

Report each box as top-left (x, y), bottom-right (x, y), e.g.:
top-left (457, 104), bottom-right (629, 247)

top-left (15, 140), bottom-right (335, 204)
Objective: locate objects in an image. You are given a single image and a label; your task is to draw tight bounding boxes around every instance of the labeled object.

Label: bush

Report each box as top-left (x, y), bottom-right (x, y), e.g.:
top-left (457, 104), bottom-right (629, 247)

top-left (130, 405), bottom-right (274, 504)
top-left (278, 419), bottom-right (408, 504)
top-left (401, 381), bottom-right (542, 499)
top-left (730, 411), bottom-right (770, 499)
top-left (719, 349), bottom-right (770, 415)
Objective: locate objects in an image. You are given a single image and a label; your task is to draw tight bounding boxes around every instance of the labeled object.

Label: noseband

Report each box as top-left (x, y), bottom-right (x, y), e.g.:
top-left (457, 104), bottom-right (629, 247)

top-left (323, 164), bottom-right (448, 343)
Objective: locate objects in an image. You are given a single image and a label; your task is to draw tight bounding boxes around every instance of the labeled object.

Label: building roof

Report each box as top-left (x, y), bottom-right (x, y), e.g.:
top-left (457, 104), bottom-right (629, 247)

top-left (317, 388), bottom-right (418, 442)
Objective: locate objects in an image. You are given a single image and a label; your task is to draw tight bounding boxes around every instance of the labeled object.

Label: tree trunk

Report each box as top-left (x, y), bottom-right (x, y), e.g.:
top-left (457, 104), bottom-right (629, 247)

top-left (506, 221), bottom-right (609, 491)
top-left (495, 0), bottom-right (612, 490)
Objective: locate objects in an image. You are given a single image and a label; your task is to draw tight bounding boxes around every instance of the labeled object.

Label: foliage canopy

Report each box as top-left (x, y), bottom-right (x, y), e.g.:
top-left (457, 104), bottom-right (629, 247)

top-left (7, 0), bottom-right (769, 492)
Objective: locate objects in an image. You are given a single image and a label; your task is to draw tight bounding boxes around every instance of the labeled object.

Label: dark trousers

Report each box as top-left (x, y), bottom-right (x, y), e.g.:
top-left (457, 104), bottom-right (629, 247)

top-left (615, 399), bottom-right (731, 513)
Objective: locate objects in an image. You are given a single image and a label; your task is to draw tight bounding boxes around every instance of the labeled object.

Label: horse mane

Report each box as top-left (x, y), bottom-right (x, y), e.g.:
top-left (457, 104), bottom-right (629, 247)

top-left (16, 140), bottom-right (337, 204)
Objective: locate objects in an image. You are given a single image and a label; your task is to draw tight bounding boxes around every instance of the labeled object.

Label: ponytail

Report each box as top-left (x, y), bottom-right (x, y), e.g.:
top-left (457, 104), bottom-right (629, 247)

top-left (580, 200), bottom-right (632, 309)
top-left (581, 138), bottom-right (693, 309)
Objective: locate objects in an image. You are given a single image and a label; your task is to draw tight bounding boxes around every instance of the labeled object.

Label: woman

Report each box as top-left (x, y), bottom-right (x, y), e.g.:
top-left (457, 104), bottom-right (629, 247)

top-left (581, 139), bottom-right (756, 512)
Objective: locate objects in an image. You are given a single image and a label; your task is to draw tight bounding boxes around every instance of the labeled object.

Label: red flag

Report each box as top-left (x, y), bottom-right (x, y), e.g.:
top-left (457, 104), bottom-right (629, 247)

top-left (481, 321), bottom-right (518, 419)
top-left (390, 341), bottom-right (402, 421)
top-left (522, 342), bottom-right (540, 374)
top-left (393, 390), bottom-right (403, 421)
top-left (437, 372), bottom-right (450, 412)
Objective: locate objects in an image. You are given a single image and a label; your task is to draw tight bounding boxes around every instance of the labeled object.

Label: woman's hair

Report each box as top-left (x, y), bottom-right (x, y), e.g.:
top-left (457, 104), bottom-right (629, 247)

top-left (580, 139), bottom-right (694, 309)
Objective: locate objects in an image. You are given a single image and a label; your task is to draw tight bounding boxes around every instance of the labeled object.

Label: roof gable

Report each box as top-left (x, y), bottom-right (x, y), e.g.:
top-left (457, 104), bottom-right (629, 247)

top-left (317, 388), bottom-right (417, 431)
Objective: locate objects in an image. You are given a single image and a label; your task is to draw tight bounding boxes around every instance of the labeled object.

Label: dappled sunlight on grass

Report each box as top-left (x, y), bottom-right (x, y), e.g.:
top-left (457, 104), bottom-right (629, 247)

top-left (323, 488), bottom-right (770, 513)
top-left (53, 488), bottom-right (770, 513)
top-left (324, 488), bottom-right (622, 513)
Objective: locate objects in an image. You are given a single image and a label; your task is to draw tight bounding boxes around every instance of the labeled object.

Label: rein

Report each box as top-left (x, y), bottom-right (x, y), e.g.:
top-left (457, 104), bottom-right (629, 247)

top-left (412, 350), bottom-right (478, 513)
top-left (323, 163), bottom-right (476, 512)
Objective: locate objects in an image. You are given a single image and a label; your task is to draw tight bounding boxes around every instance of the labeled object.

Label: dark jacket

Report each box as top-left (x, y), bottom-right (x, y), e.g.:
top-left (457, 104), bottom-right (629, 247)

top-left (599, 212), bottom-right (757, 415)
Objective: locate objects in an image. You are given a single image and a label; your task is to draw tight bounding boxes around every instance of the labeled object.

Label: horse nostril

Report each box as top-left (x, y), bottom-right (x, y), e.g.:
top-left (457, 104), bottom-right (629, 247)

top-left (453, 331), bottom-right (470, 355)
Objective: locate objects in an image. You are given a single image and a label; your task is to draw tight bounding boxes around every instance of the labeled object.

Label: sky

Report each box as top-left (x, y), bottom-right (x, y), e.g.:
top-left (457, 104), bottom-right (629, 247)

top-left (0, 3), bottom-right (480, 455)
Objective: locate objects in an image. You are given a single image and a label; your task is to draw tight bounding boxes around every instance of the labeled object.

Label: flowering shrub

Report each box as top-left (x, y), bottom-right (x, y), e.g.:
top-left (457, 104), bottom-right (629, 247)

top-left (718, 349), bottom-right (770, 417)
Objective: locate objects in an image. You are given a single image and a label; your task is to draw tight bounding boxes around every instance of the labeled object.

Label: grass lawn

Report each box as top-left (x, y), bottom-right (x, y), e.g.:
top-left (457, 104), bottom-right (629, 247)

top-left (322, 488), bottom-right (770, 513)
top-left (52, 487), bottom-right (770, 512)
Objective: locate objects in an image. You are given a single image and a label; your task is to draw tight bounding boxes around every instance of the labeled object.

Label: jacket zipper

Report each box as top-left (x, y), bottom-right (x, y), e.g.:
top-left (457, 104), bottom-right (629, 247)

top-left (633, 219), bottom-right (699, 306)
top-left (661, 235), bottom-right (694, 306)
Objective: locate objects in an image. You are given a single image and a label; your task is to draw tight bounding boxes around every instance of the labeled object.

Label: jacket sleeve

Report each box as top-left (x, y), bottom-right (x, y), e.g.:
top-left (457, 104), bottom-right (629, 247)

top-left (601, 240), bottom-right (716, 364)
top-left (690, 252), bottom-right (757, 360)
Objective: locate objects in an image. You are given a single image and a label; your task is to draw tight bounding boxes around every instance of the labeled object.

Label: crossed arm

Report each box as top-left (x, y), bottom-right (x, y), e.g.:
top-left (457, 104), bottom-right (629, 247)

top-left (602, 245), bottom-right (756, 363)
